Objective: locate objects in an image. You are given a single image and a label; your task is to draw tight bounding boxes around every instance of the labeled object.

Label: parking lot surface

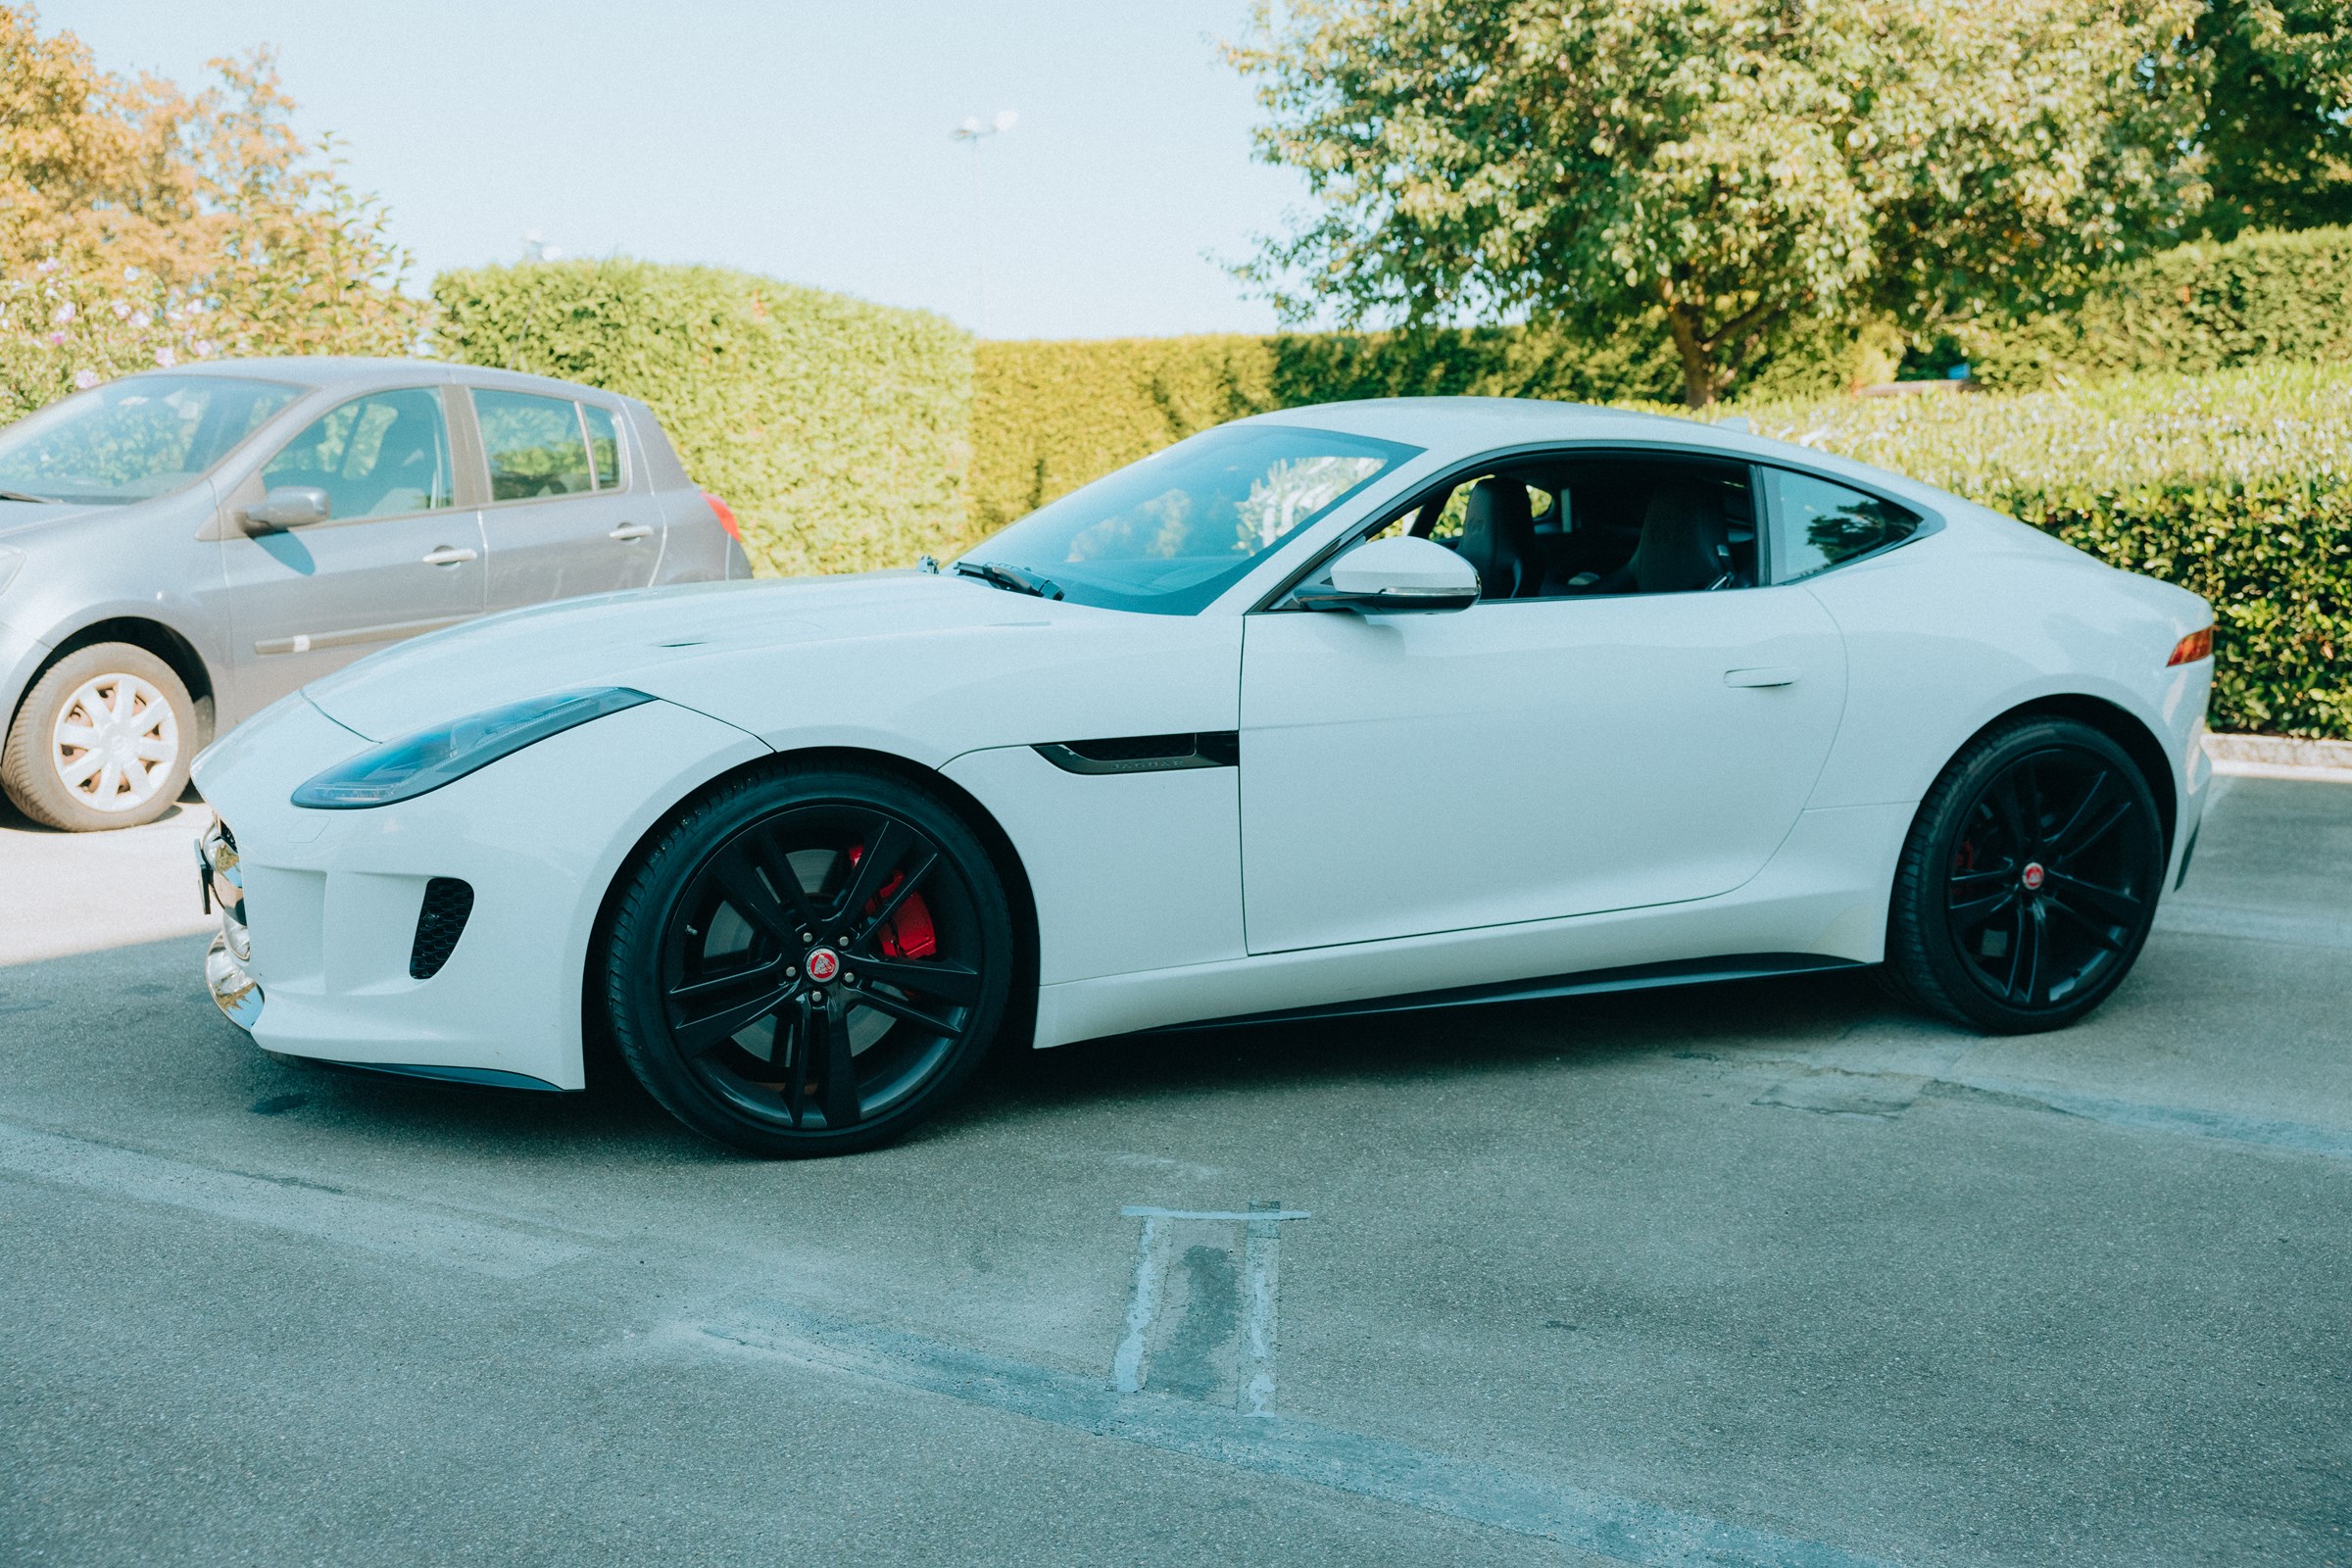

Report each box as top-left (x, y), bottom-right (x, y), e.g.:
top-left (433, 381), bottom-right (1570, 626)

top-left (3, 774), bottom-right (2348, 1567)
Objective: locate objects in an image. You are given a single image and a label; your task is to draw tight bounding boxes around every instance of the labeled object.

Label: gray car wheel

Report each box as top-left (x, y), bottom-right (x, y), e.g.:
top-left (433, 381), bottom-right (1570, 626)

top-left (2, 642), bottom-right (196, 832)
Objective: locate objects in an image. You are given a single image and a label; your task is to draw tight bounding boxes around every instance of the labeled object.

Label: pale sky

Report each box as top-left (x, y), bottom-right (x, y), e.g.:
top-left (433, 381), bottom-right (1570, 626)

top-left (42, 0), bottom-right (1311, 340)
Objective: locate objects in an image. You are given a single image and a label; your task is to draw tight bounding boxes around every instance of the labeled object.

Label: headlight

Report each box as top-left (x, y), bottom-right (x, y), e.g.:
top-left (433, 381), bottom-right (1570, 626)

top-left (291, 687), bottom-right (654, 808)
top-left (0, 546), bottom-right (24, 595)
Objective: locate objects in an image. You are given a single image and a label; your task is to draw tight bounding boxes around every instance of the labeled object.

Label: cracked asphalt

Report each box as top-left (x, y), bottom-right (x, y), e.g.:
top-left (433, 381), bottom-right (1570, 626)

top-left (2, 772), bottom-right (2347, 1567)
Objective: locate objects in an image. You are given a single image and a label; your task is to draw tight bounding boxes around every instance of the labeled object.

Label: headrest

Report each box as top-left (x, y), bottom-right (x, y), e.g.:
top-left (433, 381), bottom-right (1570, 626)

top-left (1455, 479), bottom-right (1534, 598)
top-left (1632, 479), bottom-right (1731, 594)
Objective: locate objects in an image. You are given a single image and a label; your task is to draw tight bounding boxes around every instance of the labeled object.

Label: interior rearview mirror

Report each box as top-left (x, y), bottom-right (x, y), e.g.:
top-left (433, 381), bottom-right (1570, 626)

top-left (1293, 535), bottom-right (1480, 612)
top-left (243, 485), bottom-right (330, 531)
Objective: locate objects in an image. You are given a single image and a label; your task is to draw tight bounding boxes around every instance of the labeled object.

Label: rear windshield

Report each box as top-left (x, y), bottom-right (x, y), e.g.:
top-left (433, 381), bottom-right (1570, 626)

top-left (0, 374), bottom-right (301, 505)
top-left (958, 422), bottom-right (1419, 614)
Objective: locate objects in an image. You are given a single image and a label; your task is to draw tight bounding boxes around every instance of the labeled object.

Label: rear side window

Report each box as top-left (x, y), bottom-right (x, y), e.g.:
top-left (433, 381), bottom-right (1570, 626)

top-left (582, 403), bottom-right (623, 489)
top-left (475, 390), bottom-right (592, 500)
top-left (1764, 467), bottom-right (1920, 581)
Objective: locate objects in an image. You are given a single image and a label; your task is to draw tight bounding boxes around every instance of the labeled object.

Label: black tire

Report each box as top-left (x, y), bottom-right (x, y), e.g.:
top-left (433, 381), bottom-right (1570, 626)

top-left (600, 764), bottom-right (1015, 1156)
top-left (1885, 716), bottom-right (2166, 1034)
top-left (2, 642), bottom-right (196, 832)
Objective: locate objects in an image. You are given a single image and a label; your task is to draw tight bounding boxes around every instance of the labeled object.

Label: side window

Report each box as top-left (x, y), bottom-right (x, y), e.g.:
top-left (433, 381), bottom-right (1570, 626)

top-left (1343, 456), bottom-right (1758, 603)
top-left (581, 403), bottom-right (623, 490)
top-left (261, 388), bottom-right (452, 519)
top-left (1765, 468), bottom-right (1920, 581)
top-left (475, 390), bottom-right (593, 500)
top-left (1540, 457), bottom-right (1755, 597)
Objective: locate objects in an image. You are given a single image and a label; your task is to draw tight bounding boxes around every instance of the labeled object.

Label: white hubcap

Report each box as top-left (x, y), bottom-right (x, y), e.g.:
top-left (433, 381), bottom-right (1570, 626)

top-left (52, 671), bottom-right (178, 813)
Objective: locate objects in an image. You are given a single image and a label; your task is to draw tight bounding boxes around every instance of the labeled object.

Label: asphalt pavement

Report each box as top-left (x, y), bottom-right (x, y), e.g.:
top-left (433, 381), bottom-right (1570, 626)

top-left (2, 772), bottom-right (2347, 1567)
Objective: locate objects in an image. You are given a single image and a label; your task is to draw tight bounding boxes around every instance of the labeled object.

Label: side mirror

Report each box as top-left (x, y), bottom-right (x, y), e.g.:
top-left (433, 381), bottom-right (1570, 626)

top-left (242, 485), bottom-right (330, 531)
top-left (1293, 535), bottom-right (1481, 612)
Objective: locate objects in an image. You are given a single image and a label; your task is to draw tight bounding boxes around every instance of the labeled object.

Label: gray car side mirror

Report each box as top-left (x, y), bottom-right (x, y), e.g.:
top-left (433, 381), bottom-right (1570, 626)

top-left (1293, 534), bottom-right (1481, 612)
top-left (243, 485), bottom-right (330, 531)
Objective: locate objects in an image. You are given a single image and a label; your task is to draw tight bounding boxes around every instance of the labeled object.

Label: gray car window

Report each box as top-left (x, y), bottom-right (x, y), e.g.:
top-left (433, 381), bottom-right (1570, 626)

top-left (263, 388), bottom-right (453, 519)
top-left (1764, 467), bottom-right (1920, 582)
top-left (476, 391), bottom-right (592, 500)
top-left (582, 403), bottom-right (622, 490)
top-left (0, 374), bottom-right (299, 504)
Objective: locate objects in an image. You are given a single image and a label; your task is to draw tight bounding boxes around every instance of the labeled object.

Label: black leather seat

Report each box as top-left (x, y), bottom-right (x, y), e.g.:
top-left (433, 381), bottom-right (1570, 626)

top-left (1452, 479), bottom-right (1535, 599)
top-left (1586, 478), bottom-right (1733, 595)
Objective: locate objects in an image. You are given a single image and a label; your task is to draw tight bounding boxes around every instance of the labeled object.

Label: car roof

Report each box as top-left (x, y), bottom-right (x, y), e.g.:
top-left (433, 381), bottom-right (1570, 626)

top-left (1251, 395), bottom-right (1739, 451)
top-left (1249, 394), bottom-right (1959, 511)
top-left (142, 356), bottom-right (627, 404)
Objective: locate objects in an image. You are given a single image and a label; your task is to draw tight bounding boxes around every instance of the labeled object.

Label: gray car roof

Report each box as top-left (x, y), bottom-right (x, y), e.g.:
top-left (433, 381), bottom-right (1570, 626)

top-left (141, 356), bottom-right (627, 404)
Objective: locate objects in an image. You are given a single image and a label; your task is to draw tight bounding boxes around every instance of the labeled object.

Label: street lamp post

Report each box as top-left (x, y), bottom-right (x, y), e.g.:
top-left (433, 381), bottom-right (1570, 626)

top-left (951, 110), bottom-right (1017, 337)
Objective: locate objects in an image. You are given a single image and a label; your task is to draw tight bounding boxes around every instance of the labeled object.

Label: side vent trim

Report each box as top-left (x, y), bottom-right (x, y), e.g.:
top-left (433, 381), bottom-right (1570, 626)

top-left (410, 877), bottom-right (475, 980)
top-left (1034, 731), bottom-right (1240, 776)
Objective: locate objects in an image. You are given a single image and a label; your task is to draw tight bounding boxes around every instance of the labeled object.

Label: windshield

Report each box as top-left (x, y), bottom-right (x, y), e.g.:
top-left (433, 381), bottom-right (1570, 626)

top-left (960, 422), bottom-right (1419, 614)
top-left (0, 374), bottom-right (303, 505)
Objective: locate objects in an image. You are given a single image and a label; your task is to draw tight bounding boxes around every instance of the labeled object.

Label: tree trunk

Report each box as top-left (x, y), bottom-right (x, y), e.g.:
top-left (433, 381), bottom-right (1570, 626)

top-left (1663, 301), bottom-right (1723, 408)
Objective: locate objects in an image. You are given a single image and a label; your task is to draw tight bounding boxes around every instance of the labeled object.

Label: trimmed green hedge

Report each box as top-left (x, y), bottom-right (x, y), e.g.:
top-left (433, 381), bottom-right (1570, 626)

top-left (431, 260), bottom-right (973, 576)
top-left (1960, 224), bottom-right (2352, 390)
top-left (968, 319), bottom-right (1910, 530)
top-left (1737, 365), bottom-right (2352, 739)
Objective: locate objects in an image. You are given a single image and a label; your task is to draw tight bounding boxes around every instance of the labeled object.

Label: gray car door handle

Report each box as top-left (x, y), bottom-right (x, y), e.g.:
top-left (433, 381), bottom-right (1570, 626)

top-left (609, 522), bottom-right (654, 542)
top-left (421, 546), bottom-right (478, 566)
top-left (1724, 666), bottom-right (1799, 688)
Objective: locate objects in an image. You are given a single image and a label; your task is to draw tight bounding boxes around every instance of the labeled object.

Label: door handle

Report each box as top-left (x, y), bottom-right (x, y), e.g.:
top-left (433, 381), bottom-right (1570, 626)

top-left (421, 546), bottom-right (478, 566)
top-left (609, 523), bottom-right (654, 542)
top-left (1724, 666), bottom-right (1799, 688)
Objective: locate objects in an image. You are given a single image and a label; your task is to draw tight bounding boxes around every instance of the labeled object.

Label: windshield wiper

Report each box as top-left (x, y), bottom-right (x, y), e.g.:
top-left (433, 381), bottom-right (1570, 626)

top-left (0, 489), bottom-right (56, 504)
top-left (954, 560), bottom-right (1063, 601)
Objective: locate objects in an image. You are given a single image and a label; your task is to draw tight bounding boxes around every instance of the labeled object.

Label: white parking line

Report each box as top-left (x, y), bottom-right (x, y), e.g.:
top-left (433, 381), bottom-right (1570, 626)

top-left (706, 1304), bottom-right (1904, 1568)
top-left (2154, 902), bottom-right (2352, 951)
top-left (0, 1121), bottom-right (590, 1279)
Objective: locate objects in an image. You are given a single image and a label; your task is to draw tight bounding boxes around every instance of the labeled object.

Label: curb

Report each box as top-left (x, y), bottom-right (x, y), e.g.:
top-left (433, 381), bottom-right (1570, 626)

top-left (2204, 732), bottom-right (2352, 782)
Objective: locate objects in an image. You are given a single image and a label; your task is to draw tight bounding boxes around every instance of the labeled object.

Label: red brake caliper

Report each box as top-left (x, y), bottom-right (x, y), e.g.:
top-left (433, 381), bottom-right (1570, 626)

top-left (845, 845), bottom-right (937, 958)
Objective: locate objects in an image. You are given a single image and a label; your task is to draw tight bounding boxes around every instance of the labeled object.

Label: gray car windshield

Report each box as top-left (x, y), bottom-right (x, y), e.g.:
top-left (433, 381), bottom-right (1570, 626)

top-left (0, 374), bottom-right (301, 505)
top-left (959, 423), bottom-right (1419, 614)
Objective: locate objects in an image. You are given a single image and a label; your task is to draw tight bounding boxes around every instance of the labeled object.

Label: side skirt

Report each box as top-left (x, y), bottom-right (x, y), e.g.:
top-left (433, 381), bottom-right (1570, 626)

top-left (1144, 953), bottom-right (1866, 1035)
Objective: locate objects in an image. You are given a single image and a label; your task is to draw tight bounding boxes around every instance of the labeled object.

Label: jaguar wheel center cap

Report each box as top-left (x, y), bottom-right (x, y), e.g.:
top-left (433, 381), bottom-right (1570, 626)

top-left (2021, 861), bottom-right (2046, 891)
top-left (805, 947), bottom-right (841, 984)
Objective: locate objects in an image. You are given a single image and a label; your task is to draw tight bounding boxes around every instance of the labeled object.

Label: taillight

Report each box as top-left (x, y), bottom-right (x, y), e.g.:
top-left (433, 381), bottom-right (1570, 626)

top-left (2167, 626), bottom-right (2213, 666)
top-left (703, 491), bottom-right (741, 541)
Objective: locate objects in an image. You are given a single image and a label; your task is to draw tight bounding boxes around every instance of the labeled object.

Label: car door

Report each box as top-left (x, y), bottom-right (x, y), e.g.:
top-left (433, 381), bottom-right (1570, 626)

top-left (222, 385), bottom-right (488, 714)
top-left (465, 386), bottom-right (662, 611)
top-left (1237, 451), bottom-right (1848, 956)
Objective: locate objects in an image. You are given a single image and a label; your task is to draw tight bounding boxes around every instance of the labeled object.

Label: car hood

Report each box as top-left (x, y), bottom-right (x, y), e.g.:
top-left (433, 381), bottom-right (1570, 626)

top-left (0, 498), bottom-right (124, 543)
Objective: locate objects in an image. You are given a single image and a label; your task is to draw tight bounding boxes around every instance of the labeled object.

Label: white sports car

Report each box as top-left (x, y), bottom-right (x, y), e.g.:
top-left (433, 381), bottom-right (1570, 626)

top-left (193, 399), bottom-right (2216, 1156)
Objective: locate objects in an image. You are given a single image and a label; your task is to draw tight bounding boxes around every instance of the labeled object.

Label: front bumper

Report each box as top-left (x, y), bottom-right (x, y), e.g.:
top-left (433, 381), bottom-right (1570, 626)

top-left (198, 819), bottom-right (263, 1029)
top-left (189, 691), bottom-right (766, 1091)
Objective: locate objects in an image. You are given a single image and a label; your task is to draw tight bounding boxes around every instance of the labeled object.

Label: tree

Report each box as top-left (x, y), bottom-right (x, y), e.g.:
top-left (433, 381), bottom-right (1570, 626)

top-left (1230, 1), bottom-right (2209, 405)
top-left (2195, 0), bottom-right (2352, 236)
top-left (0, 5), bottom-right (415, 414)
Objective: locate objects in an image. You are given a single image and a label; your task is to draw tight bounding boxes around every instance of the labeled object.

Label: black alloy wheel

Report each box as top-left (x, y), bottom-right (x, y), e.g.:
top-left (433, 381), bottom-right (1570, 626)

top-left (1885, 717), bottom-right (2166, 1034)
top-left (603, 766), bottom-right (1015, 1156)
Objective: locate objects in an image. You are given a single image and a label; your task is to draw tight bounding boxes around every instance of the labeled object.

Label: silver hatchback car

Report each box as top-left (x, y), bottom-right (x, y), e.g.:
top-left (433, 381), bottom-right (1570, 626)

top-left (0, 358), bottom-right (749, 830)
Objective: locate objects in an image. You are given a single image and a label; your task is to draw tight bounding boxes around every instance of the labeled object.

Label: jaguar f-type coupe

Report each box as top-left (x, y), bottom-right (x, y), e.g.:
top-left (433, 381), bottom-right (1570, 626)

top-left (192, 399), bottom-right (2215, 1155)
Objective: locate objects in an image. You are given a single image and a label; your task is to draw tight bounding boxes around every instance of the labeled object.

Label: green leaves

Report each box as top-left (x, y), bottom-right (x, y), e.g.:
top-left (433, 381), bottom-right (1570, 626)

top-left (431, 260), bottom-right (974, 578)
top-left (1232, 1), bottom-right (2209, 405)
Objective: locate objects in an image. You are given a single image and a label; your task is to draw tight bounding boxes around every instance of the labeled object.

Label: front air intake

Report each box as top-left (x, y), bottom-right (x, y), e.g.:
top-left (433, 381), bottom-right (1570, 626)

top-left (409, 878), bottom-right (474, 980)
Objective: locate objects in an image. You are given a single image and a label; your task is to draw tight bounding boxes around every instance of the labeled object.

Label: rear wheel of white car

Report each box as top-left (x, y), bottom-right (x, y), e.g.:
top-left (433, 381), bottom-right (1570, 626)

top-left (2, 642), bottom-right (196, 832)
top-left (602, 765), bottom-right (1016, 1157)
top-left (1885, 716), bottom-right (2165, 1034)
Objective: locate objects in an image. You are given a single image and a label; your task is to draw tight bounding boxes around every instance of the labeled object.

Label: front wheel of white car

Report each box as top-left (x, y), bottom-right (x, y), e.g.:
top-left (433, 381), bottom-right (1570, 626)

top-left (2, 642), bottom-right (197, 832)
top-left (601, 765), bottom-right (1017, 1157)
